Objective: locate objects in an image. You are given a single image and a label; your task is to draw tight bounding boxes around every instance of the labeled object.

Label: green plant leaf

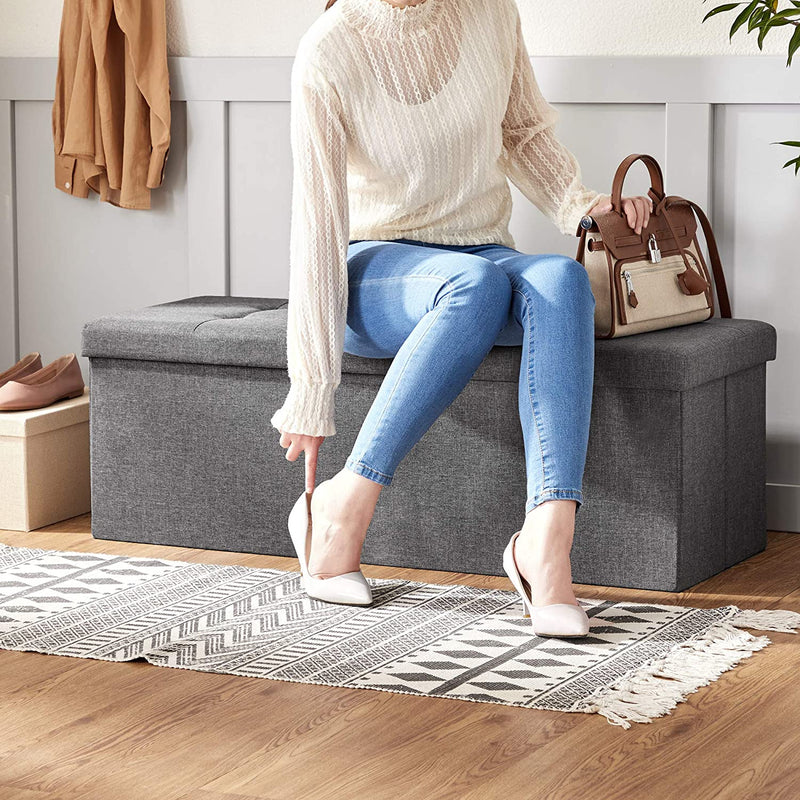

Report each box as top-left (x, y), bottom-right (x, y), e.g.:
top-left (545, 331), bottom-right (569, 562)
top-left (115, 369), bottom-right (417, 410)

top-left (748, 6), bottom-right (767, 30)
top-left (773, 140), bottom-right (800, 146)
top-left (730, 0), bottom-right (760, 37)
top-left (757, 12), bottom-right (771, 48)
top-left (789, 23), bottom-right (800, 66)
top-left (758, 13), bottom-right (788, 47)
top-left (703, 2), bottom-right (744, 22)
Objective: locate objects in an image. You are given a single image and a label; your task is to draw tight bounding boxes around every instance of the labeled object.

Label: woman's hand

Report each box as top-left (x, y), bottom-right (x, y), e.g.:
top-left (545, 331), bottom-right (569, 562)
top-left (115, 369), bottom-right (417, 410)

top-left (278, 430), bottom-right (325, 493)
top-left (587, 193), bottom-right (654, 236)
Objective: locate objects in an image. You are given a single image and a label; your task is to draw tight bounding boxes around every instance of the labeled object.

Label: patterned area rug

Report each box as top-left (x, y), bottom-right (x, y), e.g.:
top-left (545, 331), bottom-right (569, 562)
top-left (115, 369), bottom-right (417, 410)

top-left (1, 543), bottom-right (798, 729)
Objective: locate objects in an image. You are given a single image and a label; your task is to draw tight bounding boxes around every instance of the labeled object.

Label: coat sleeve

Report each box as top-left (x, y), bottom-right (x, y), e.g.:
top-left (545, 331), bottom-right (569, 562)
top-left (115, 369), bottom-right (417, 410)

top-left (113, 0), bottom-right (171, 189)
top-left (500, 3), bottom-right (602, 237)
top-left (270, 56), bottom-right (350, 438)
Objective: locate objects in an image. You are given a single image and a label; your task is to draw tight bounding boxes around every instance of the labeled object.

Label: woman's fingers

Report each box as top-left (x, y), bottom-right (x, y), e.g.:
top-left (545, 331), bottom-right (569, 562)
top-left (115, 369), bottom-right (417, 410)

top-left (305, 441), bottom-right (319, 494)
top-left (634, 197), bottom-right (646, 234)
top-left (623, 197), bottom-right (640, 233)
top-left (622, 196), bottom-right (653, 235)
top-left (277, 429), bottom-right (322, 492)
top-left (284, 435), bottom-right (303, 462)
top-left (637, 196), bottom-right (652, 231)
top-left (593, 194), bottom-right (656, 234)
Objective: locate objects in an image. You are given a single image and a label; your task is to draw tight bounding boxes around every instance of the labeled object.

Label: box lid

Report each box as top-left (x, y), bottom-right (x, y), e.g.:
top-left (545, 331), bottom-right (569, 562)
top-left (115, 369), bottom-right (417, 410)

top-left (0, 387), bottom-right (90, 437)
top-left (81, 296), bottom-right (778, 391)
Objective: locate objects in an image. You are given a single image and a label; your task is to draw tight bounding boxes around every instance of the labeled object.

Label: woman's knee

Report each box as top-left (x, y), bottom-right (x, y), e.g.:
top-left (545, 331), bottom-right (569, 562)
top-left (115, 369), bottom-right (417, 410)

top-left (520, 255), bottom-right (595, 307)
top-left (437, 253), bottom-right (513, 314)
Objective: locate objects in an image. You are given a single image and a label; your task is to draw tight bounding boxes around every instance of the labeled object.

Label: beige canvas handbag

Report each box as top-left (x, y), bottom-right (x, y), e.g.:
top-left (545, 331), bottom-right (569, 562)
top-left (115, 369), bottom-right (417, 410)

top-left (575, 153), bottom-right (732, 339)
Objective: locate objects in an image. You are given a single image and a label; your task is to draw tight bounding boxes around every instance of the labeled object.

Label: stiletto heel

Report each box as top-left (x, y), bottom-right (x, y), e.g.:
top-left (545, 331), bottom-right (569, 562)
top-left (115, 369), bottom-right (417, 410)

top-left (502, 530), bottom-right (589, 638)
top-left (287, 489), bottom-right (373, 607)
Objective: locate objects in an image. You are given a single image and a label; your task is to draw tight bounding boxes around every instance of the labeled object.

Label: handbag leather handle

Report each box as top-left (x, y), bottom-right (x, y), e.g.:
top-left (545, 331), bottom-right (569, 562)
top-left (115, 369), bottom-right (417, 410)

top-left (610, 154), bottom-right (666, 215)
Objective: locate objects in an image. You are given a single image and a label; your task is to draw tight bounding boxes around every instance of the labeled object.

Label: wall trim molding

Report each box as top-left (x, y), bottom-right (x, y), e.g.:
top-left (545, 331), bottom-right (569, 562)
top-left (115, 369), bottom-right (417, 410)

top-left (1, 55), bottom-right (799, 103)
top-left (186, 101), bottom-right (229, 296)
top-left (0, 100), bottom-right (18, 369)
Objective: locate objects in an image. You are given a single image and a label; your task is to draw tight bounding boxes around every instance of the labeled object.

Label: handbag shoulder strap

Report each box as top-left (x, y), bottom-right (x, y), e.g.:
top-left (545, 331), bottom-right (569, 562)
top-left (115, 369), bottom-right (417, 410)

top-left (656, 194), bottom-right (732, 319)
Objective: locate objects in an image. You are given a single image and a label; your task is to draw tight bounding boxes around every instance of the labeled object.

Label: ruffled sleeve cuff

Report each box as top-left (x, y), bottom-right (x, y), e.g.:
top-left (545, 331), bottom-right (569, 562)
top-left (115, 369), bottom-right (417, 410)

top-left (270, 380), bottom-right (339, 438)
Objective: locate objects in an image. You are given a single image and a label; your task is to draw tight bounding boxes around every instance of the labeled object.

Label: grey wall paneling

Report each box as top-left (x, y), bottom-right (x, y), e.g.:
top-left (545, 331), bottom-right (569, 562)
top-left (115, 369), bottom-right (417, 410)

top-left (0, 55), bottom-right (797, 531)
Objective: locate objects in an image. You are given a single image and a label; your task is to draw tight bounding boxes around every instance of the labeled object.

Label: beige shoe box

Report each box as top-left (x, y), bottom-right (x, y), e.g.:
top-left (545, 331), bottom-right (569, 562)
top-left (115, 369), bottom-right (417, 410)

top-left (0, 387), bottom-right (90, 531)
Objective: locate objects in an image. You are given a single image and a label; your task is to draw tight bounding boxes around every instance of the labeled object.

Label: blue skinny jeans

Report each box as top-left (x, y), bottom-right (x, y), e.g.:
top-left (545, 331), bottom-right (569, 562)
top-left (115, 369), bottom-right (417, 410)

top-left (342, 238), bottom-right (596, 515)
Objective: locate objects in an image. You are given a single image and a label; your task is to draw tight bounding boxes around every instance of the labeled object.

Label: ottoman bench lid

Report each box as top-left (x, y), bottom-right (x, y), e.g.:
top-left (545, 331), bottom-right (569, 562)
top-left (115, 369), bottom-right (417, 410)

top-left (81, 295), bottom-right (777, 391)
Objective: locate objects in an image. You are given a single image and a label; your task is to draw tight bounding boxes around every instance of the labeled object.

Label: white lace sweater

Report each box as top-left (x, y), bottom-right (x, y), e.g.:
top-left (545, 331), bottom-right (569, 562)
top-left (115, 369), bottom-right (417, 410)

top-left (270, 0), bottom-right (602, 438)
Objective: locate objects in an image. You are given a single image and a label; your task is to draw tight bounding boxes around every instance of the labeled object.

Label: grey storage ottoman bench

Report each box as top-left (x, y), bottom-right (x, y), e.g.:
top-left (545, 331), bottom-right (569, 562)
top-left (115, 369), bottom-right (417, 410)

top-left (81, 296), bottom-right (777, 592)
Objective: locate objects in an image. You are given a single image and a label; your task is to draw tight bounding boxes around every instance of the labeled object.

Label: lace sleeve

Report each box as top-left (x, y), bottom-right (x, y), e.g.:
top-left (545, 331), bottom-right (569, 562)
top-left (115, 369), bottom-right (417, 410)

top-left (500, 4), bottom-right (601, 237)
top-left (270, 57), bottom-right (350, 438)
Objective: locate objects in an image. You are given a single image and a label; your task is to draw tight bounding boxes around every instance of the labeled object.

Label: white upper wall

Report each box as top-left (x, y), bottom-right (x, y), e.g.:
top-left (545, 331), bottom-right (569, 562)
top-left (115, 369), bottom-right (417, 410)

top-left (0, 0), bottom-right (794, 57)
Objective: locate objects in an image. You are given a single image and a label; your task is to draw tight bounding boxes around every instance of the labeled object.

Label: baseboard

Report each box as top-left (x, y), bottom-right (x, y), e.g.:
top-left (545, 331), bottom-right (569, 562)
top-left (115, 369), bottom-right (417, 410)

top-left (767, 483), bottom-right (800, 534)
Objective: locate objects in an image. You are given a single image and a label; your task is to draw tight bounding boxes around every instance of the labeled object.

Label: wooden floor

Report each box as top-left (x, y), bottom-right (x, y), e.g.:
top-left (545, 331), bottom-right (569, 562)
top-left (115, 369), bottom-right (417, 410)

top-left (1, 516), bottom-right (799, 800)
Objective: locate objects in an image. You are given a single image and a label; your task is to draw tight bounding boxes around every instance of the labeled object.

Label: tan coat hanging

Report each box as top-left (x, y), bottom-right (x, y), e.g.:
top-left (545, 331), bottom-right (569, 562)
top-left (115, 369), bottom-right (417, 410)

top-left (52, 0), bottom-right (171, 210)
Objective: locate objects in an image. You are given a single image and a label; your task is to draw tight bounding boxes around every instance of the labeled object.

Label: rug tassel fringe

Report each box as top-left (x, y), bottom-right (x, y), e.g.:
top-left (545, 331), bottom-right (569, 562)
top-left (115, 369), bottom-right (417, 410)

top-left (571, 606), bottom-right (800, 729)
top-left (730, 607), bottom-right (800, 633)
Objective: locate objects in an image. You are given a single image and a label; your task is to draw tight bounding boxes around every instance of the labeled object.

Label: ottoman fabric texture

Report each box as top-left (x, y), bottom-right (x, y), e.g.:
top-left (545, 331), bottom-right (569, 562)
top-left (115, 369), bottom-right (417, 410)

top-left (82, 296), bottom-right (777, 592)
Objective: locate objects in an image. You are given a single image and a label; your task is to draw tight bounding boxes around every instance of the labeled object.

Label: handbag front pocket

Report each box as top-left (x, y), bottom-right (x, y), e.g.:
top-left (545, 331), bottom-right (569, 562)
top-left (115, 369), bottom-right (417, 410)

top-left (615, 251), bottom-right (710, 326)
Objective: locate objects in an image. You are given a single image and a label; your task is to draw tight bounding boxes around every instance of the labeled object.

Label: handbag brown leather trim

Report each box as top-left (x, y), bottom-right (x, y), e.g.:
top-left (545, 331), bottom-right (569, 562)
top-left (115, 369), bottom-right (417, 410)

top-left (575, 153), bottom-right (732, 339)
top-left (605, 244), bottom-right (618, 338)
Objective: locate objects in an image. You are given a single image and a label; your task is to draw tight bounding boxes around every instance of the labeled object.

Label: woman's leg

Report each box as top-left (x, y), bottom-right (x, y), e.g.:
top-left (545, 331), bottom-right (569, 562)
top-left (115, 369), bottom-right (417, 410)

top-left (475, 245), bottom-right (596, 513)
top-left (308, 238), bottom-right (513, 579)
top-left (467, 243), bottom-right (596, 607)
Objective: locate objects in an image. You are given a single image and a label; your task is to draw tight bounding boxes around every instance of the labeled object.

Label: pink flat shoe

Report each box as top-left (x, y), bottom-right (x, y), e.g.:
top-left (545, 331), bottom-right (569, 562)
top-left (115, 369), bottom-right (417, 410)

top-left (0, 352), bottom-right (43, 389)
top-left (502, 530), bottom-right (590, 638)
top-left (0, 353), bottom-right (85, 411)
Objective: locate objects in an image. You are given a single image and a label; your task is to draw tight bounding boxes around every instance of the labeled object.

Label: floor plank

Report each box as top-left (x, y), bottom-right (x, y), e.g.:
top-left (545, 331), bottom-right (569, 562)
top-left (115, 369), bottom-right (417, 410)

top-left (1, 517), bottom-right (798, 800)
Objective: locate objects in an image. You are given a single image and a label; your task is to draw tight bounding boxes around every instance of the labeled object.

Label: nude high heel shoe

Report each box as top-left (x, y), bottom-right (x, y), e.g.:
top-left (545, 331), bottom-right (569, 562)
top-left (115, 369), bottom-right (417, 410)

top-left (502, 530), bottom-right (590, 638)
top-left (287, 489), bottom-right (373, 607)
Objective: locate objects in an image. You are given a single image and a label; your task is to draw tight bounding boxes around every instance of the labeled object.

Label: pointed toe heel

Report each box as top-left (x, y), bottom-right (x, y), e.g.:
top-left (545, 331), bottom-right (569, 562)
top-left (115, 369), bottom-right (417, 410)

top-left (502, 530), bottom-right (589, 639)
top-left (287, 489), bottom-right (373, 608)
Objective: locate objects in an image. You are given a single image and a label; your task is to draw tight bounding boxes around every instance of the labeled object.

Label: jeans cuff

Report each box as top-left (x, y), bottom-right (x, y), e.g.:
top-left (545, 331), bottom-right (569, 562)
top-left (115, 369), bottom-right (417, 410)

top-left (345, 458), bottom-right (394, 487)
top-left (526, 488), bottom-right (584, 514)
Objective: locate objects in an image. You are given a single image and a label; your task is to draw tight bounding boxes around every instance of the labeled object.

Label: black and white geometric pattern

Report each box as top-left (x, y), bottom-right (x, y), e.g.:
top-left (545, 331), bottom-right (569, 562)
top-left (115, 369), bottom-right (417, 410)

top-left (0, 544), bottom-right (741, 715)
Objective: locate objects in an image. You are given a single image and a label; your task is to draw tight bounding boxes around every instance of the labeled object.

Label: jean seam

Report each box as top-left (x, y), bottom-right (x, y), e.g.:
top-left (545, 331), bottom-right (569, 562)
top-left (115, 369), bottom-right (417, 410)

top-left (351, 280), bottom-right (454, 466)
top-left (526, 488), bottom-right (584, 512)
top-left (346, 459), bottom-right (394, 480)
top-left (530, 488), bottom-right (584, 498)
top-left (514, 287), bottom-right (548, 500)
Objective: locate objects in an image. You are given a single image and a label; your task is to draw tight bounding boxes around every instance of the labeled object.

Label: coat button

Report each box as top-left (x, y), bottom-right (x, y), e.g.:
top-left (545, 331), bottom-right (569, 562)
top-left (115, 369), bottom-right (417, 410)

top-left (65, 181), bottom-right (71, 189)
